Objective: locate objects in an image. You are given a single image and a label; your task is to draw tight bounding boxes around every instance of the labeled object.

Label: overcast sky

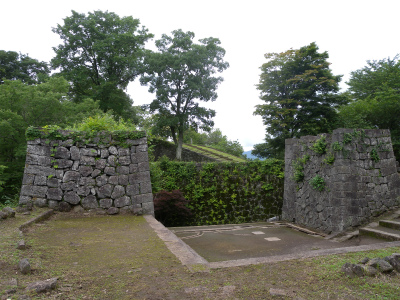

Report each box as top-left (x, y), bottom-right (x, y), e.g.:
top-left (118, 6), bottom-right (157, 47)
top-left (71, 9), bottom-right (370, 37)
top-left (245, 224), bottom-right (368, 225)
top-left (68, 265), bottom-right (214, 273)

top-left (2, 0), bottom-right (400, 151)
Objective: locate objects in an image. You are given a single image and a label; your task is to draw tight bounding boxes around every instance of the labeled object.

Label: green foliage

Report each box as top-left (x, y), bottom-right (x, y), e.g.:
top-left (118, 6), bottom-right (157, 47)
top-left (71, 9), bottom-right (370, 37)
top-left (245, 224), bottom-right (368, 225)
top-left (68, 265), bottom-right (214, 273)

top-left (62, 97), bottom-right (104, 126)
top-left (323, 152), bottom-right (335, 165)
top-left (309, 175), bottom-right (326, 192)
top-left (26, 126), bottom-right (146, 149)
top-left (251, 142), bottom-right (277, 159)
top-left (150, 157), bottom-right (284, 225)
top-left (0, 78), bottom-right (71, 203)
top-left (70, 113), bottom-right (136, 132)
top-left (311, 136), bottom-right (327, 155)
top-left (337, 56), bottom-right (400, 159)
top-left (51, 10), bottom-right (153, 118)
top-left (184, 144), bottom-right (246, 162)
top-left (0, 50), bottom-right (49, 84)
top-left (184, 128), bottom-right (245, 158)
top-left (332, 142), bottom-right (343, 151)
top-left (347, 56), bottom-right (400, 100)
top-left (343, 133), bottom-right (353, 144)
top-left (370, 148), bottom-right (380, 162)
top-left (207, 130), bottom-right (244, 158)
top-left (293, 155), bottom-right (310, 182)
top-left (254, 42), bottom-right (346, 158)
top-left (141, 29), bottom-right (229, 160)
top-left (0, 165), bottom-right (7, 194)
top-left (183, 128), bottom-right (208, 145)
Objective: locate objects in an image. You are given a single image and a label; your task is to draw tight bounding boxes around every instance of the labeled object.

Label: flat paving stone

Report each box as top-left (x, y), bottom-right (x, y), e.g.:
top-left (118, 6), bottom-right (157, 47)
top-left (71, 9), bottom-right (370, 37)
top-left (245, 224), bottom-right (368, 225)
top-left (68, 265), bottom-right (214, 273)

top-left (265, 237), bottom-right (281, 241)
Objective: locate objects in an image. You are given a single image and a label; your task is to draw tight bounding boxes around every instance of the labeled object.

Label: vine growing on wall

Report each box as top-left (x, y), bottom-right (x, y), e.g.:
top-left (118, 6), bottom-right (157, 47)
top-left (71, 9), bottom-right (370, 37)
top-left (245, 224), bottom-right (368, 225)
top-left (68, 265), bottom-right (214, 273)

top-left (292, 155), bottom-right (310, 182)
top-left (150, 156), bottom-right (284, 226)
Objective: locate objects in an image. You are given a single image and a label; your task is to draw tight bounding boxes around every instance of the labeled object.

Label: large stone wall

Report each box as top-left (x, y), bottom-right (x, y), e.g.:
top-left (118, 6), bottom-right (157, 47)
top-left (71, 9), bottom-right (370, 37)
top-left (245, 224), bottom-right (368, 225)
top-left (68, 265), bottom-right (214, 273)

top-left (19, 130), bottom-right (154, 215)
top-left (283, 128), bottom-right (400, 234)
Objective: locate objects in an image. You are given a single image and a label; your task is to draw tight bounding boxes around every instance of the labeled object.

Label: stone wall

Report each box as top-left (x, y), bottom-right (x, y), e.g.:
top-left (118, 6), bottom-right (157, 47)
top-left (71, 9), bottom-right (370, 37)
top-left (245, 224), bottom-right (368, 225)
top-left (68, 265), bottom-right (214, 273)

top-left (283, 128), bottom-right (400, 234)
top-left (19, 130), bottom-right (154, 215)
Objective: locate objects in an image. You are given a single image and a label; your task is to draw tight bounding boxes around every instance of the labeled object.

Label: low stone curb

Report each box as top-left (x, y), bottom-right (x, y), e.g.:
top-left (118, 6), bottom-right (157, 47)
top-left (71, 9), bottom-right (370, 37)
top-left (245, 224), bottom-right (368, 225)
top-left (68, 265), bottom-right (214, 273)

top-left (19, 209), bottom-right (54, 232)
top-left (208, 241), bottom-right (400, 269)
top-left (144, 215), bottom-right (210, 272)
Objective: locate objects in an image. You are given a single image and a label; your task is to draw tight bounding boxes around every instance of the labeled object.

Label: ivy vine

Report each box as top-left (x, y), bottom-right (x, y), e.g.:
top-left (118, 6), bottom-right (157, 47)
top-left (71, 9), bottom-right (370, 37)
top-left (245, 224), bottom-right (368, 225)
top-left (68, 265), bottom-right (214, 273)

top-left (150, 157), bottom-right (284, 226)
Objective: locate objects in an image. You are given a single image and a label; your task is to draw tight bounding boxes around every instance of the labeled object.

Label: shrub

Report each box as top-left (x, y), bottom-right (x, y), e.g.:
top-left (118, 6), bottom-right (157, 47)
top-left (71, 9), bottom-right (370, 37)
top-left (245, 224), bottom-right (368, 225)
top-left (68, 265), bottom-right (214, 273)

top-left (311, 135), bottom-right (327, 155)
top-left (69, 113), bottom-right (135, 132)
top-left (309, 175), bottom-right (326, 192)
top-left (154, 190), bottom-right (192, 227)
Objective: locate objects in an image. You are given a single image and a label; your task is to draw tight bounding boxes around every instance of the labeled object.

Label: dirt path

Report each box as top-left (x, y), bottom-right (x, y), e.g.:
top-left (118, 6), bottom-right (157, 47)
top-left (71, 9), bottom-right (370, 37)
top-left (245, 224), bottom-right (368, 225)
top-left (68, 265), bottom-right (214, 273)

top-left (1, 211), bottom-right (400, 299)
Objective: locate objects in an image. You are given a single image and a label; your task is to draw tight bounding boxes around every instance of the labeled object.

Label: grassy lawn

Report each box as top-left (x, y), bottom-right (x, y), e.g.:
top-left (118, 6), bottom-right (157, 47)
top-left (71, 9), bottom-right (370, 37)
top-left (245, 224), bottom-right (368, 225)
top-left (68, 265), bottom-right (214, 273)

top-left (1, 210), bottom-right (400, 299)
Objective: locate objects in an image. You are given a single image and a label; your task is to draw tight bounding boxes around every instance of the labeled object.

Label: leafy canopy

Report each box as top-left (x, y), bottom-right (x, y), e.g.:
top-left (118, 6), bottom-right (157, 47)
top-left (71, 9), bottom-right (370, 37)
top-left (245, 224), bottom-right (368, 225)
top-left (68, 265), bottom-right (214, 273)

top-left (0, 50), bottom-right (49, 84)
top-left (140, 29), bottom-right (229, 160)
top-left (254, 42), bottom-right (345, 158)
top-left (337, 56), bottom-right (400, 158)
top-left (0, 78), bottom-right (69, 202)
top-left (0, 77), bottom-right (103, 203)
top-left (51, 10), bottom-right (153, 118)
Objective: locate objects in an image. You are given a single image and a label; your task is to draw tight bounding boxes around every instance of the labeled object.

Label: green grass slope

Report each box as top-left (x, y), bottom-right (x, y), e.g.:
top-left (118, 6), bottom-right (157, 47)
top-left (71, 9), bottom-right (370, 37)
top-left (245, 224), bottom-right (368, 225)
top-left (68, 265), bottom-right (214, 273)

top-left (183, 144), bottom-right (246, 162)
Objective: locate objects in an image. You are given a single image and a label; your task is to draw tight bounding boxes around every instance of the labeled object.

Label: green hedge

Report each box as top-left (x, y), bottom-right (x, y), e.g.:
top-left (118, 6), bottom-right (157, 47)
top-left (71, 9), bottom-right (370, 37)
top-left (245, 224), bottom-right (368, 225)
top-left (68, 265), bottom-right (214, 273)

top-left (150, 157), bottom-right (284, 226)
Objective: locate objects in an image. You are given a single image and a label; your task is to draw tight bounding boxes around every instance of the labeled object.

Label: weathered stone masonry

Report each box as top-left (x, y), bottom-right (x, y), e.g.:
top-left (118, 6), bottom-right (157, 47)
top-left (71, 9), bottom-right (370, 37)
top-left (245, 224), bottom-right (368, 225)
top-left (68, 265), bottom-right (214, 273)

top-left (19, 130), bottom-right (154, 215)
top-left (283, 128), bottom-right (400, 234)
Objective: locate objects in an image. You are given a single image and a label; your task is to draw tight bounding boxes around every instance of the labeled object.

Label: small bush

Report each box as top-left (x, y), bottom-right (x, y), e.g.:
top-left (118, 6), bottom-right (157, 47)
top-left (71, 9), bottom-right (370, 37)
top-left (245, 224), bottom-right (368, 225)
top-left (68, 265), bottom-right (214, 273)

top-left (309, 175), bottom-right (326, 192)
top-left (370, 148), bottom-right (380, 162)
top-left (311, 136), bottom-right (327, 155)
top-left (323, 152), bottom-right (335, 165)
top-left (154, 190), bottom-right (192, 227)
top-left (332, 141), bottom-right (343, 151)
top-left (293, 155), bottom-right (310, 182)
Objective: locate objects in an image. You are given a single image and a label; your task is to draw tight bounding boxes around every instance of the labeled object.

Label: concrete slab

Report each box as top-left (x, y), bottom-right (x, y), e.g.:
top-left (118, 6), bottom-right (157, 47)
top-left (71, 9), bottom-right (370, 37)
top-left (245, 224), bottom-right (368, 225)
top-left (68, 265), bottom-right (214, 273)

top-left (145, 217), bottom-right (400, 270)
top-left (170, 222), bottom-right (388, 263)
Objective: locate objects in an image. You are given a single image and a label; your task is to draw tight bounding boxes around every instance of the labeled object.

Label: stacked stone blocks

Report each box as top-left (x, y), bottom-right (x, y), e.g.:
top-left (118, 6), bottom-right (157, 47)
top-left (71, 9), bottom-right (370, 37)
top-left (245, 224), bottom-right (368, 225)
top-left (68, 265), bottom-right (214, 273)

top-left (19, 130), bottom-right (154, 215)
top-left (283, 128), bottom-right (400, 234)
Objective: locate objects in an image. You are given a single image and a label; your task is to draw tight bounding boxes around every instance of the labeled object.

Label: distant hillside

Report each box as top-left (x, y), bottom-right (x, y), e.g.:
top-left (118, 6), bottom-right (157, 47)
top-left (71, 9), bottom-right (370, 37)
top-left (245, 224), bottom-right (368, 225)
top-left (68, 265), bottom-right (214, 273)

top-left (243, 150), bottom-right (263, 160)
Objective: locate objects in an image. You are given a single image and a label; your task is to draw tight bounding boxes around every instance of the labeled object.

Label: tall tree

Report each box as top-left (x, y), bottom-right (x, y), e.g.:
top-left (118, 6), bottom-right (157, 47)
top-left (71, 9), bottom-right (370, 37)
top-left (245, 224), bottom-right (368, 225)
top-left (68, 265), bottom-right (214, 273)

top-left (140, 29), bottom-right (229, 160)
top-left (346, 56), bottom-right (400, 100)
top-left (51, 10), bottom-right (153, 118)
top-left (254, 42), bottom-right (346, 158)
top-left (0, 50), bottom-right (49, 84)
top-left (337, 56), bottom-right (400, 158)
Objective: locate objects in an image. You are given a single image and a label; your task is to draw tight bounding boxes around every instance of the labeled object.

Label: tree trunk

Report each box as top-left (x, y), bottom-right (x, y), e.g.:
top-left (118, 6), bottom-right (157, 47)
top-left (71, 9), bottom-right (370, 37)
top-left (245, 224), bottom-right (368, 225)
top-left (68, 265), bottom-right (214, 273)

top-left (170, 126), bottom-right (178, 146)
top-left (175, 127), bottom-right (184, 161)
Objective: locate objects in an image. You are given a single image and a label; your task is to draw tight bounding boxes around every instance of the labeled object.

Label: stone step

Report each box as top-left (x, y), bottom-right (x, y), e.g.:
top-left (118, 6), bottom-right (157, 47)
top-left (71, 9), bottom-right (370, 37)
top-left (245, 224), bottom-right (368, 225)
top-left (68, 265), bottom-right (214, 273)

top-left (379, 219), bottom-right (400, 230)
top-left (359, 226), bottom-right (400, 241)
